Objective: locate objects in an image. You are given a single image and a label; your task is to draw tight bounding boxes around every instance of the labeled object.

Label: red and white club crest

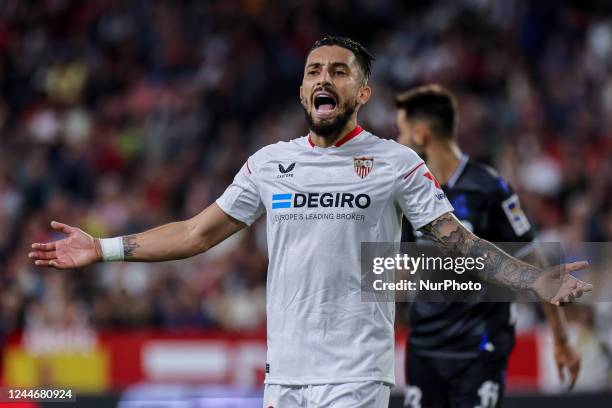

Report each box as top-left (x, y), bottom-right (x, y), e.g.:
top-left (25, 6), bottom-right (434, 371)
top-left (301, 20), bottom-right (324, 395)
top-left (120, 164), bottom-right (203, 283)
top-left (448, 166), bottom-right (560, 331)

top-left (354, 157), bottom-right (374, 179)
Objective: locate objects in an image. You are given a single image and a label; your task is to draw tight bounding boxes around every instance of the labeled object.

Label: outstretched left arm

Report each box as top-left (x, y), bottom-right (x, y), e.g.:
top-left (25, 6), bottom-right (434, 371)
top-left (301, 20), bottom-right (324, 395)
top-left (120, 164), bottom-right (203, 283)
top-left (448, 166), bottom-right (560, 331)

top-left (418, 212), bottom-right (592, 305)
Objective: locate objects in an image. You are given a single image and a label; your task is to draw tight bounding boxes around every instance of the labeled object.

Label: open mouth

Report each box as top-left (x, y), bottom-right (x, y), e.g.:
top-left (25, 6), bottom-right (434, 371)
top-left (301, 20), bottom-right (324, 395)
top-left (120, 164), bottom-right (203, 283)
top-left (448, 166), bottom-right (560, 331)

top-left (313, 91), bottom-right (338, 118)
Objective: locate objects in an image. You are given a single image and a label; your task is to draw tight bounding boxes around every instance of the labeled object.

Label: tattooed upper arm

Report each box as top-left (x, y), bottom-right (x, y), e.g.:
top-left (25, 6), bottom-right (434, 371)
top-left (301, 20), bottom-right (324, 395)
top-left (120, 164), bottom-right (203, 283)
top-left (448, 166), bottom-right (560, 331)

top-left (418, 212), bottom-right (541, 290)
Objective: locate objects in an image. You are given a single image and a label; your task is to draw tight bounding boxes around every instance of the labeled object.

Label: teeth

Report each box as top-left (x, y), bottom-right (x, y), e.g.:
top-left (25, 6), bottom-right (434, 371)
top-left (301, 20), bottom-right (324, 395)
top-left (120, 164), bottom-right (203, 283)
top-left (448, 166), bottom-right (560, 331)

top-left (314, 92), bottom-right (336, 111)
top-left (314, 92), bottom-right (336, 102)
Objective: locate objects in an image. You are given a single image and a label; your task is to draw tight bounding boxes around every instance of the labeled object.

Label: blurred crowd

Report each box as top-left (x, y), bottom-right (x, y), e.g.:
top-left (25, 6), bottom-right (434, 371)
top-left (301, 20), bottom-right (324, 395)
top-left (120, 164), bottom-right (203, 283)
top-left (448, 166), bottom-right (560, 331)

top-left (1, 0), bottom-right (612, 380)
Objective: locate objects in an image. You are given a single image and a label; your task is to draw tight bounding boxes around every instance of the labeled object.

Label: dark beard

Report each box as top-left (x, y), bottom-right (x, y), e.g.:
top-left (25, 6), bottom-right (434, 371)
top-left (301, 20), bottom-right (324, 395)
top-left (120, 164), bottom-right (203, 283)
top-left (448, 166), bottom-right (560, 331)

top-left (304, 102), bottom-right (356, 139)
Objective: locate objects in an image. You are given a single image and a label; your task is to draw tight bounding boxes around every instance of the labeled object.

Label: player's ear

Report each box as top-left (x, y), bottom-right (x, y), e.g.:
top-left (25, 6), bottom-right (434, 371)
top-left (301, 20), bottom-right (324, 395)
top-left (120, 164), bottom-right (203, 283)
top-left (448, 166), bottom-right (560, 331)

top-left (357, 84), bottom-right (371, 105)
top-left (299, 86), bottom-right (306, 105)
top-left (413, 122), bottom-right (429, 146)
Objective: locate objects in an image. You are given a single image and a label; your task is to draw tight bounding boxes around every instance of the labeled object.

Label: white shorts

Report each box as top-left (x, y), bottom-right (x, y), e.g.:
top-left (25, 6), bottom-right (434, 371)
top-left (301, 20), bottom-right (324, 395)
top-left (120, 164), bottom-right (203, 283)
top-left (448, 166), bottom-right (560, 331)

top-left (263, 381), bottom-right (391, 408)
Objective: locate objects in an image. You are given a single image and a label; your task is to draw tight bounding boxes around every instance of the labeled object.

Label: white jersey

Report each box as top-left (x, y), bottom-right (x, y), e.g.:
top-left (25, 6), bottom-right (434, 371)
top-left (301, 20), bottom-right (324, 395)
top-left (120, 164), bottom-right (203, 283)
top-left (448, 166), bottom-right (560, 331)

top-left (216, 126), bottom-right (453, 386)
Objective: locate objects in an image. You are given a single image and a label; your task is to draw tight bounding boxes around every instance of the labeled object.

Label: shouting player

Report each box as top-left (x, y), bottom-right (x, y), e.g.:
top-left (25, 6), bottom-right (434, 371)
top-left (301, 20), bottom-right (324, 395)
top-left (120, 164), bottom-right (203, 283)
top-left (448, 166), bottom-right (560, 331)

top-left (29, 37), bottom-right (590, 408)
top-left (396, 84), bottom-right (582, 408)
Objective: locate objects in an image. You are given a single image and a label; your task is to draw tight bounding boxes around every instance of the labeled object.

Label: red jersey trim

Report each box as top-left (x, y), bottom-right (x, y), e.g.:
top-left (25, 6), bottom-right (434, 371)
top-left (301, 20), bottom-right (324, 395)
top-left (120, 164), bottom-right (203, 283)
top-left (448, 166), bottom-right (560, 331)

top-left (308, 125), bottom-right (363, 148)
top-left (403, 161), bottom-right (425, 180)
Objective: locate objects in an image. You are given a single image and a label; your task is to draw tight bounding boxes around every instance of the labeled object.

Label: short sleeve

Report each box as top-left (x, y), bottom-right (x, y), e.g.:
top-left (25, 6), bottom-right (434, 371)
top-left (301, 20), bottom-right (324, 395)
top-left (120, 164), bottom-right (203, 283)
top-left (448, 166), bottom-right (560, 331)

top-left (216, 158), bottom-right (265, 226)
top-left (394, 152), bottom-right (454, 230)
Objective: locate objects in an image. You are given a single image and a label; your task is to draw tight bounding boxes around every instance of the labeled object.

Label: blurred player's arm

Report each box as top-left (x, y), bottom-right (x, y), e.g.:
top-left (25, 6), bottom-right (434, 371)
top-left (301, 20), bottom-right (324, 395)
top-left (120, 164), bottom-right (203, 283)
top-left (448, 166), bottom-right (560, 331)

top-left (29, 203), bottom-right (245, 268)
top-left (418, 212), bottom-right (592, 305)
top-left (522, 249), bottom-right (581, 389)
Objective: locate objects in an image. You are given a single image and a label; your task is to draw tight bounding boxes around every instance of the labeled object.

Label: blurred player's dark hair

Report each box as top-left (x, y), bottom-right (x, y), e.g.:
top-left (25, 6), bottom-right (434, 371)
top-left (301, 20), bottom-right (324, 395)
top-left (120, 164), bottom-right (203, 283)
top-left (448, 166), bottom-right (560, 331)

top-left (311, 35), bottom-right (374, 83)
top-left (395, 84), bottom-right (457, 139)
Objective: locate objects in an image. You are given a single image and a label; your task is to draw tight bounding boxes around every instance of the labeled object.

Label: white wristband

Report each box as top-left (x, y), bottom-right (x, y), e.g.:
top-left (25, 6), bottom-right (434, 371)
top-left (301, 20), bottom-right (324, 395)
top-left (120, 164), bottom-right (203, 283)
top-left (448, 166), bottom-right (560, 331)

top-left (100, 237), bottom-right (124, 262)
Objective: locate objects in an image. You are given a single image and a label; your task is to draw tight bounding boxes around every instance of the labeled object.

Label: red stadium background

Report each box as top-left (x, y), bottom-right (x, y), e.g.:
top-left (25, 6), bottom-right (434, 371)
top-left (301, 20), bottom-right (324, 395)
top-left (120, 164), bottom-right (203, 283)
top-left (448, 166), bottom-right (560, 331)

top-left (0, 329), bottom-right (544, 391)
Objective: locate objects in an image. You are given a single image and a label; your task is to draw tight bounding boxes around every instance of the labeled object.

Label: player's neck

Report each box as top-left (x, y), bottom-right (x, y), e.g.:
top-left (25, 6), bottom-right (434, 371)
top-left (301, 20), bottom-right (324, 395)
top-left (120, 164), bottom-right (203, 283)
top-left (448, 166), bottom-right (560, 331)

top-left (425, 142), bottom-right (462, 186)
top-left (309, 118), bottom-right (359, 148)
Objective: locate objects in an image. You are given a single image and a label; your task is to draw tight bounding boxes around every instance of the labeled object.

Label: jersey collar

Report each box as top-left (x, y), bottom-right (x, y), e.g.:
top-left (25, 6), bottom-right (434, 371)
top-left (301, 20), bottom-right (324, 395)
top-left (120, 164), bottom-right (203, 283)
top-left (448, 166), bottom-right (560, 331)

top-left (307, 125), bottom-right (363, 148)
top-left (447, 154), bottom-right (469, 188)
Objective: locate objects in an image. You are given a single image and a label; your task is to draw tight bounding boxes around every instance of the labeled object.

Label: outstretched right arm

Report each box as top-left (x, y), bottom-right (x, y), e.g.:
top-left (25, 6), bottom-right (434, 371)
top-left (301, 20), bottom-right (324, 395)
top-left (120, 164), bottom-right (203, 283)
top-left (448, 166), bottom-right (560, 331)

top-left (29, 203), bottom-right (245, 269)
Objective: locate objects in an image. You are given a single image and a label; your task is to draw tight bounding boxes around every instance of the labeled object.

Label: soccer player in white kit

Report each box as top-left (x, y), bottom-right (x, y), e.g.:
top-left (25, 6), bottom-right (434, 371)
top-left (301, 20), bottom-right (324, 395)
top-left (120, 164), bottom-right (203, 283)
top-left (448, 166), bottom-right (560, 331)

top-left (30, 36), bottom-right (592, 408)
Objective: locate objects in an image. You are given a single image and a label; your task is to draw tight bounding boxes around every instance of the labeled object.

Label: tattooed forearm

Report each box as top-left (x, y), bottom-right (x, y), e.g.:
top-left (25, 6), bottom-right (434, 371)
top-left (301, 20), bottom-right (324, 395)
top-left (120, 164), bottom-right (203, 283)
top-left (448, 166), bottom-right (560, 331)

top-left (122, 235), bottom-right (140, 259)
top-left (419, 213), bottom-right (540, 290)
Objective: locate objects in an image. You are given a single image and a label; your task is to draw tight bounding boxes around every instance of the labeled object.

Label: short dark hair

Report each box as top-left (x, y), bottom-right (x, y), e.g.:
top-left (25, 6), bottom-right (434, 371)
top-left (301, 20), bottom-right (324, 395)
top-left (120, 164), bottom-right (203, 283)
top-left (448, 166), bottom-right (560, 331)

top-left (310, 36), bottom-right (374, 82)
top-left (395, 84), bottom-right (457, 138)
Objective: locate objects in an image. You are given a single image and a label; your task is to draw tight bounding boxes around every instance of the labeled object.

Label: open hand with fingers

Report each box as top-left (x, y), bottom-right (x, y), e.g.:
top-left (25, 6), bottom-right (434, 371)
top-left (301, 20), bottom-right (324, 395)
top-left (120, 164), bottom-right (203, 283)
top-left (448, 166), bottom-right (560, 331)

top-left (532, 261), bottom-right (593, 306)
top-left (29, 221), bottom-right (102, 269)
